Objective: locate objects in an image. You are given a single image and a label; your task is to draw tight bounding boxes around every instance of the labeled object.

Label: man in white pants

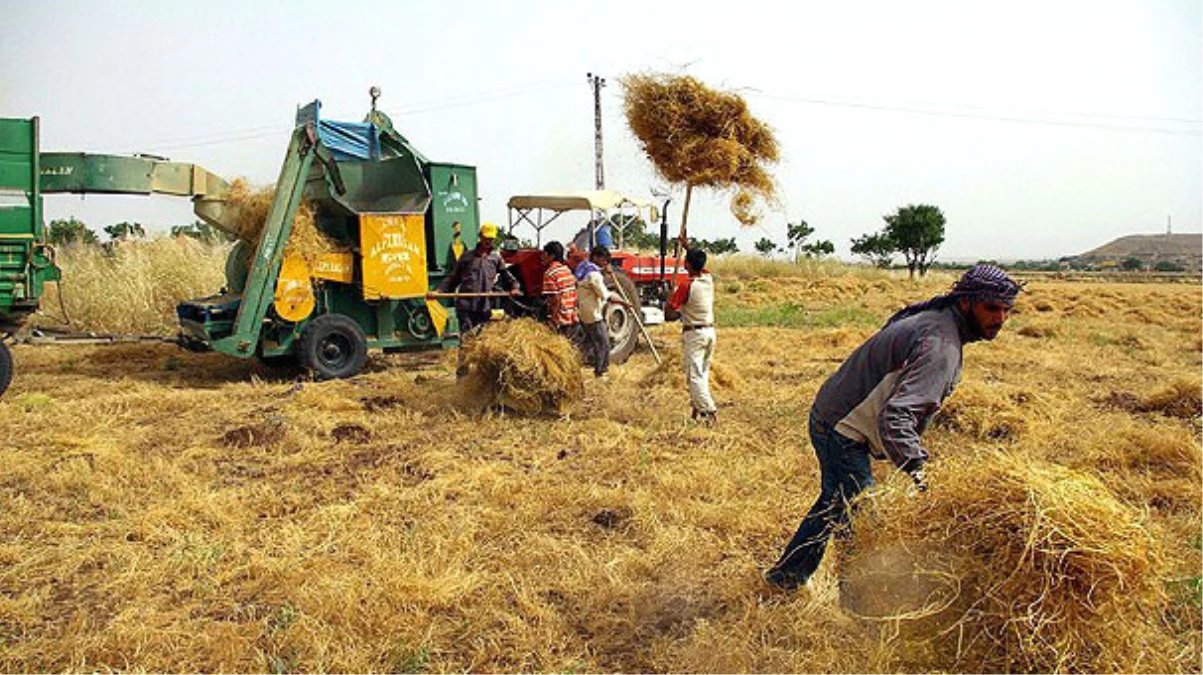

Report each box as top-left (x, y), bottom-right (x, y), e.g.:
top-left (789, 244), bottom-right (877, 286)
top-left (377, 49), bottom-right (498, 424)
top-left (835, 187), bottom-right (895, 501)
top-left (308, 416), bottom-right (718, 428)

top-left (665, 248), bottom-right (717, 425)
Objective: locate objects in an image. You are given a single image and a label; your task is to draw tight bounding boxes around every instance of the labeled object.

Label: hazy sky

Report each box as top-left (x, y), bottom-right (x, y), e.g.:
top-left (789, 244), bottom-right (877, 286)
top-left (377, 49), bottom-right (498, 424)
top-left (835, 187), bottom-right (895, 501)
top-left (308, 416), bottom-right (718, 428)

top-left (3, 0), bottom-right (1199, 261)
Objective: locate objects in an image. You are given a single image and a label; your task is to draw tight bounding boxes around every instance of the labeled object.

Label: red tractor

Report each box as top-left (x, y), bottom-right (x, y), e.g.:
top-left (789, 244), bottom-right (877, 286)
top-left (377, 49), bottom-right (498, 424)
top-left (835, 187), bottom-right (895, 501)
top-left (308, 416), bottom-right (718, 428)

top-left (498, 191), bottom-right (684, 364)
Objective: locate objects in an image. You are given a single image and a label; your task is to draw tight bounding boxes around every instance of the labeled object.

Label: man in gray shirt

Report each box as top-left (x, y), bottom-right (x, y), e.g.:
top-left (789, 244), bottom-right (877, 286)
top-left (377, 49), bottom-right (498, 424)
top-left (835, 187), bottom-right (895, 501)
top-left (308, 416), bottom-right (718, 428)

top-left (765, 265), bottom-right (1023, 591)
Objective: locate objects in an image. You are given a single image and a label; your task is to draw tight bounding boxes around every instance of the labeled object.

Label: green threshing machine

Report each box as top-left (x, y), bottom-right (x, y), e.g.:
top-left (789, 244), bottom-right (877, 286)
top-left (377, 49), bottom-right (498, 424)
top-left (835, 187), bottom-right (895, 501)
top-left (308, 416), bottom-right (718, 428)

top-left (0, 95), bottom-right (490, 396)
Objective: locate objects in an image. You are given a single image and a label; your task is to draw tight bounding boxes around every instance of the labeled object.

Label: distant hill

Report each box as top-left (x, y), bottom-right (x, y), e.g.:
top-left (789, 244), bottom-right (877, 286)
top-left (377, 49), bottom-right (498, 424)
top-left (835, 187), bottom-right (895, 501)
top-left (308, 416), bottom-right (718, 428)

top-left (1071, 233), bottom-right (1201, 272)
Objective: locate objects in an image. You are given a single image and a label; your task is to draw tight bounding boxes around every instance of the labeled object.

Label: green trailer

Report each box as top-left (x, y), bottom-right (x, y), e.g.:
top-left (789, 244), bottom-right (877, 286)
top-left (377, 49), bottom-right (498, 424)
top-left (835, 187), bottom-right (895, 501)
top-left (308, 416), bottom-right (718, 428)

top-left (0, 117), bottom-right (61, 396)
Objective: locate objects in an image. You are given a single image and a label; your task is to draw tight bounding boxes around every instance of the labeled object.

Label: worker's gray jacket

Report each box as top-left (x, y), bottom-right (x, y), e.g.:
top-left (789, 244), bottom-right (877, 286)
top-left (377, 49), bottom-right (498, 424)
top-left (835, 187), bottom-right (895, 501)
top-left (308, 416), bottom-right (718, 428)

top-left (812, 305), bottom-right (980, 470)
top-left (438, 248), bottom-right (515, 314)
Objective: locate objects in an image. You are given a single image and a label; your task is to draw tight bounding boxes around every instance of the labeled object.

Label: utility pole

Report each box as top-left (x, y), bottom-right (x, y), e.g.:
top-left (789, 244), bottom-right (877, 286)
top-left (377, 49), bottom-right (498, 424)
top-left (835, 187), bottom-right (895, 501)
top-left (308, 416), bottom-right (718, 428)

top-left (587, 73), bottom-right (606, 190)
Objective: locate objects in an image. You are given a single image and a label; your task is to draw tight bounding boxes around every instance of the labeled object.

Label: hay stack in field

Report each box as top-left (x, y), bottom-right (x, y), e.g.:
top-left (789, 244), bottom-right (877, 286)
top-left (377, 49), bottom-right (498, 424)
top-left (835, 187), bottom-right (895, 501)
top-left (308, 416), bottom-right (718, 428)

top-left (460, 319), bottom-right (584, 415)
top-left (842, 451), bottom-right (1180, 673)
top-left (223, 177), bottom-right (334, 263)
top-left (621, 73), bottom-right (778, 227)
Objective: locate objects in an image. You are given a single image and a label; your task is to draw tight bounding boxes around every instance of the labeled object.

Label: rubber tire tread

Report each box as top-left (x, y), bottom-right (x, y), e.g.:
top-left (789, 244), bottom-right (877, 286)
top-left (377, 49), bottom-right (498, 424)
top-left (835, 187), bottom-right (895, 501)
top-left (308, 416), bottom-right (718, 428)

top-left (299, 313), bottom-right (368, 380)
top-left (0, 341), bottom-right (12, 398)
top-left (604, 270), bottom-right (641, 365)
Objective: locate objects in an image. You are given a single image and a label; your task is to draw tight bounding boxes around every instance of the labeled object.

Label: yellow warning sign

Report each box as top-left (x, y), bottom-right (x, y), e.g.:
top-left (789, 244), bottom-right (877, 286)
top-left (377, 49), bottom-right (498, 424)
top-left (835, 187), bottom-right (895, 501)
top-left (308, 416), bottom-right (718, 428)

top-left (360, 213), bottom-right (428, 299)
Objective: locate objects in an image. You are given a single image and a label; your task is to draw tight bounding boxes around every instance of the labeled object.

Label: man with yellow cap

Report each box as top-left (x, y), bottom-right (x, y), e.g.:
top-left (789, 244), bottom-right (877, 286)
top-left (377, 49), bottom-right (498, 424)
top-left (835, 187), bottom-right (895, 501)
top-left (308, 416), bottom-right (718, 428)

top-left (435, 222), bottom-right (519, 374)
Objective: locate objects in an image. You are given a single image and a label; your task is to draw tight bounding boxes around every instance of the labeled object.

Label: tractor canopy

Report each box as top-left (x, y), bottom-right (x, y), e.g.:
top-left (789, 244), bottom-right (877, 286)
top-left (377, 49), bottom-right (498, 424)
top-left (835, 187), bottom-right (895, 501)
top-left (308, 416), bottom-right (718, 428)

top-left (506, 190), bottom-right (659, 250)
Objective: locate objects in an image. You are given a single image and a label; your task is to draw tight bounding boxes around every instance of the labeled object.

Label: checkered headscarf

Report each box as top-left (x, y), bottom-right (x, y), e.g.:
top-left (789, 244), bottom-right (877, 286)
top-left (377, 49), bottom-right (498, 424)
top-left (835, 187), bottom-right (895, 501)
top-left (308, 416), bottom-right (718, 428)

top-left (886, 264), bottom-right (1023, 326)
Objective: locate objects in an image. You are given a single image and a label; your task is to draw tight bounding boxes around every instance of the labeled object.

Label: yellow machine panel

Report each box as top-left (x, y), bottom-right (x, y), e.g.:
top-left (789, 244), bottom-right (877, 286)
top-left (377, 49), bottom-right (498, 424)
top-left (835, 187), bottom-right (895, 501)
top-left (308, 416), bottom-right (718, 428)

top-left (360, 213), bottom-right (428, 299)
top-left (312, 252), bottom-right (354, 283)
top-left (274, 252), bottom-right (316, 322)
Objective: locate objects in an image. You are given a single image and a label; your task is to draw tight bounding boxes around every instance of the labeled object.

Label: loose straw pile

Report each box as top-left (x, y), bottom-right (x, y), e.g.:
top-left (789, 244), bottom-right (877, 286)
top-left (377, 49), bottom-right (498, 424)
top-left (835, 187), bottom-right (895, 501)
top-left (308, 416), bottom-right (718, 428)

top-left (223, 178), bottom-right (335, 263)
top-left (459, 319), bottom-right (584, 415)
top-left (843, 451), bottom-right (1177, 673)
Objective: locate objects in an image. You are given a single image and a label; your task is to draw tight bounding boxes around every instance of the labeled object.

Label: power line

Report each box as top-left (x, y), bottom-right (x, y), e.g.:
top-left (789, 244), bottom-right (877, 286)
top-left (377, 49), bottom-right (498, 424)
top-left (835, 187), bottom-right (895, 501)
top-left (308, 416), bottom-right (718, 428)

top-left (751, 91), bottom-right (1202, 136)
top-left (118, 80), bottom-right (581, 154)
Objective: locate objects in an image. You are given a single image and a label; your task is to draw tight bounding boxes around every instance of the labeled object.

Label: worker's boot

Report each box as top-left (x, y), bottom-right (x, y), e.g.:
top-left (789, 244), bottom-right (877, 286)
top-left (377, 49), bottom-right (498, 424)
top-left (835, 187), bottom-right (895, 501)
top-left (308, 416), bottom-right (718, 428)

top-left (763, 565), bottom-right (807, 592)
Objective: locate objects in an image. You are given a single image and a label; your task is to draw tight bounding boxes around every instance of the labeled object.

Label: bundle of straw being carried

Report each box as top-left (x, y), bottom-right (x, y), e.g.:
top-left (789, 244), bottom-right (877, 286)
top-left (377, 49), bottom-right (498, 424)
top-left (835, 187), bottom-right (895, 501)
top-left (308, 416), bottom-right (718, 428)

top-left (459, 319), bottom-right (584, 415)
top-left (621, 72), bottom-right (779, 226)
top-left (841, 451), bottom-right (1178, 673)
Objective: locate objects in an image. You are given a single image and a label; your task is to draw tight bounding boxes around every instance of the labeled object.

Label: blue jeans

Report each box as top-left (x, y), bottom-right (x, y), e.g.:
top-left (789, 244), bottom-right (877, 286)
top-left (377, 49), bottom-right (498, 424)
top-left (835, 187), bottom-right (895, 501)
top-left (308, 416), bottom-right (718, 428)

top-left (772, 410), bottom-right (875, 583)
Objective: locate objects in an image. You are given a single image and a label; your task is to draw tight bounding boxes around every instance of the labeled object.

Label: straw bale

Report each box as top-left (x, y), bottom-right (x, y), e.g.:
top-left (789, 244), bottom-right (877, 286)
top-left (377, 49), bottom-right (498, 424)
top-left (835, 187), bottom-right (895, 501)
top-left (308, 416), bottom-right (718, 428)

top-left (459, 319), bottom-right (584, 415)
top-left (223, 177), bottom-right (334, 264)
top-left (843, 451), bottom-right (1177, 673)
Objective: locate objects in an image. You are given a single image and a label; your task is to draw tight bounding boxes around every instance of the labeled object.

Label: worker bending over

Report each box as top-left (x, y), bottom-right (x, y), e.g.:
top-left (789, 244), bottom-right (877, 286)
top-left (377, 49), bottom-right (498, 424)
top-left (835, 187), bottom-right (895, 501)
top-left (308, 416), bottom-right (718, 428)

top-left (765, 264), bottom-right (1023, 591)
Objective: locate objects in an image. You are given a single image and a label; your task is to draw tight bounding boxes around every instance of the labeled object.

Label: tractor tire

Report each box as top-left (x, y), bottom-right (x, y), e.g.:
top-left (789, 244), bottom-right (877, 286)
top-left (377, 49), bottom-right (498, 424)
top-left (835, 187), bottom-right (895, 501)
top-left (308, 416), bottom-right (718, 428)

top-left (299, 313), bottom-right (368, 380)
top-left (604, 269), bottom-right (641, 365)
top-left (0, 341), bottom-right (12, 399)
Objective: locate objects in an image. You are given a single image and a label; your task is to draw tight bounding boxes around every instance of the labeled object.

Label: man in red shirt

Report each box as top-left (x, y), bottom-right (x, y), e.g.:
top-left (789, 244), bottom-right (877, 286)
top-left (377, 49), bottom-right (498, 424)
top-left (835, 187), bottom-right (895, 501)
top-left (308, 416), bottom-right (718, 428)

top-left (541, 241), bottom-right (579, 339)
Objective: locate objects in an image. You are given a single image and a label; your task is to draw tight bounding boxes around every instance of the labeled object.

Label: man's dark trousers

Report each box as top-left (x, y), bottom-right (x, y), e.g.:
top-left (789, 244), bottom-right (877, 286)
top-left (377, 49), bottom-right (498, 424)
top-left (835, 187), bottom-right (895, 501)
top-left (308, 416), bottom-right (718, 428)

top-left (771, 410), bottom-right (875, 585)
top-left (582, 320), bottom-right (610, 375)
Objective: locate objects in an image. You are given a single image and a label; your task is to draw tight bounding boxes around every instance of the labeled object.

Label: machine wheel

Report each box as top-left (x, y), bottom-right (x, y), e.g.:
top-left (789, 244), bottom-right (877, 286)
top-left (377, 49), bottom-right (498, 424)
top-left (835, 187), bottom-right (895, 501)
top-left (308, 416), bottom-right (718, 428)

top-left (0, 341), bottom-right (12, 398)
top-left (604, 269), bottom-right (641, 365)
top-left (299, 314), bottom-right (368, 380)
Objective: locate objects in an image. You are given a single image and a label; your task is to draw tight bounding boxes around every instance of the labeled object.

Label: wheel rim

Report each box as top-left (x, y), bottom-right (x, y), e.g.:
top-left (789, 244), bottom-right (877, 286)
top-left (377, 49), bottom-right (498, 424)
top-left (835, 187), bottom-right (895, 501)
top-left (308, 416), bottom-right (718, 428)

top-left (318, 333), bottom-right (353, 369)
top-left (606, 305), bottom-right (635, 345)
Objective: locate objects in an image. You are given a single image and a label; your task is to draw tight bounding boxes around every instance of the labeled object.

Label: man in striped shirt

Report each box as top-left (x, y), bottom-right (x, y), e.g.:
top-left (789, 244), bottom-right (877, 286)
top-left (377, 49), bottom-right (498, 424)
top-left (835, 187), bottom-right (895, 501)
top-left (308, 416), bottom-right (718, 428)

top-left (541, 241), bottom-right (579, 339)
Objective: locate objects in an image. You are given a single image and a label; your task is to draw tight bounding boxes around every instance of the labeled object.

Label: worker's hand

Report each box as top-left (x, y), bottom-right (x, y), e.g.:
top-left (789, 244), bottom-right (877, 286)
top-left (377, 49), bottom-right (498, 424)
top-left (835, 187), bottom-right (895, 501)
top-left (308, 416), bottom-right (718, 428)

top-left (509, 288), bottom-right (521, 297)
top-left (425, 292), bottom-right (434, 300)
top-left (909, 467), bottom-right (928, 493)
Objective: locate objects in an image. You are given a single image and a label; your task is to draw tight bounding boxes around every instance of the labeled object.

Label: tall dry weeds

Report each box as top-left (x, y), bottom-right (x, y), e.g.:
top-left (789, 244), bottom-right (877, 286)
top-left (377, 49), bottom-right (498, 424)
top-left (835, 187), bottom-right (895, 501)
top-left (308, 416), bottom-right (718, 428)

top-left (33, 237), bottom-right (229, 335)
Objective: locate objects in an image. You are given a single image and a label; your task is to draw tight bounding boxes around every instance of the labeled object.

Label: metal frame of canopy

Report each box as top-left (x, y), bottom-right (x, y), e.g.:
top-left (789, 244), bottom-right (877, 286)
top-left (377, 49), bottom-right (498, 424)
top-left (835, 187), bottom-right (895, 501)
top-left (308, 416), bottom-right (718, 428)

top-left (505, 190), bottom-right (659, 249)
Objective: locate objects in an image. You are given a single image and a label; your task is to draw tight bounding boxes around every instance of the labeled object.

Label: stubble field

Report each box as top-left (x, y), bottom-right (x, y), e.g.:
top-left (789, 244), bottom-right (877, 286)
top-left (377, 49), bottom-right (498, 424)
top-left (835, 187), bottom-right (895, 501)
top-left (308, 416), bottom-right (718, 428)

top-left (1, 243), bottom-right (1199, 673)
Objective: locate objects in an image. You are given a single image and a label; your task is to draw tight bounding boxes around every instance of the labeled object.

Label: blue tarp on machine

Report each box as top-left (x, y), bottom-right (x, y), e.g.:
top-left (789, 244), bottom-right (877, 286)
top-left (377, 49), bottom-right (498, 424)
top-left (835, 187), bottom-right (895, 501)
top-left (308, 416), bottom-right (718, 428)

top-left (296, 100), bottom-right (380, 161)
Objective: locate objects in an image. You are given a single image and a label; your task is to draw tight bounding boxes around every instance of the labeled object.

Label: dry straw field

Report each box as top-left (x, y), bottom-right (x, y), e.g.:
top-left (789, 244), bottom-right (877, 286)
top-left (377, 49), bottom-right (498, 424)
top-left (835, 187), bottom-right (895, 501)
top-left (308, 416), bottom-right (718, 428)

top-left (3, 239), bottom-right (1200, 673)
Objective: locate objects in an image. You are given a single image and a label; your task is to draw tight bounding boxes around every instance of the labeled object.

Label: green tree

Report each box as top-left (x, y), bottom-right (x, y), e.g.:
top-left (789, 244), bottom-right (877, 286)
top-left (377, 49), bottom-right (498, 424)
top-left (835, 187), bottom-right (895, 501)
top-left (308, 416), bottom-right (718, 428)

top-left (1153, 260), bottom-right (1185, 272)
top-left (783, 219), bottom-right (832, 260)
top-left (754, 237), bottom-right (779, 257)
top-left (104, 221), bottom-right (146, 240)
top-left (801, 239), bottom-right (835, 258)
top-left (47, 217), bottom-right (98, 246)
top-left (687, 237), bottom-right (739, 255)
top-left (1121, 256), bottom-right (1144, 271)
top-left (883, 204), bottom-right (945, 278)
top-left (850, 232), bottom-right (895, 268)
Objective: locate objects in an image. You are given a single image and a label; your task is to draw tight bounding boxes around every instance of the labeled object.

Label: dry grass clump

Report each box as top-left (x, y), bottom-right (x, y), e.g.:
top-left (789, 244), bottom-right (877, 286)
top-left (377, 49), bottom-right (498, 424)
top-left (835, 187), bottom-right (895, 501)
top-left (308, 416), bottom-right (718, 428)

top-left (33, 237), bottom-right (229, 335)
top-left (931, 381), bottom-right (1032, 442)
top-left (639, 345), bottom-right (744, 392)
top-left (844, 451), bottom-right (1178, 673)
top-left (459, 319), bottom-right (584, 415)
top-left (1016, 320), bottom-right (1059, 338)
top-left (1099, 378), bottom-right (1203, 420)
top-left (1140, 378), bottom-right (1202, 419)
top-left (223, 177), bottom-right (334, 264)
top-left (621, 72), bottom-right (778, 224)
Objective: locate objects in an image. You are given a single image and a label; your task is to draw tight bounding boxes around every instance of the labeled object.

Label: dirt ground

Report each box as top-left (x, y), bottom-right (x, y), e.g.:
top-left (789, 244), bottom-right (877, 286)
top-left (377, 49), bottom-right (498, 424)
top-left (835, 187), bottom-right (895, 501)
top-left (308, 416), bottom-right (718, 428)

top-left (1, 275), bottom-right (1199, 672)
